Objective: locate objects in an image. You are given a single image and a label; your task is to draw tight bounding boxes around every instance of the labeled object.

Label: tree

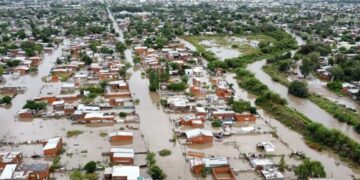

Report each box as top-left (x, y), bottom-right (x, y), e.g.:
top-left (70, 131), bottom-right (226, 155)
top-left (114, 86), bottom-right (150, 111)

top-left (1, 96), bottom-right (12, 104)
top-left (279, 156), bottom-right (286, 172)
top-left (84, 161), bottom-right (96, 173)
top-left (146, 152), bottom-right (156, 166)
top-left (148, 165), bottom-right (166, 180)
top-left (133, 56), bottom-right (141, 64)
top-left (328, 65), bottom-right (344, 81)
top-left (81, 55), bottom-right (92, 65)
top-left (289, 80), bottom-right (309, 98)
top-left (149, 70), bottom-right (159, 91)
top-left (295, 159), bottom-right (326, 180)
top-left (23, 100), bottom-right (47, 111)
top-left (70, 170), bottom-right (84, 180)
top-left (116, 42), bottom-right (126, 54)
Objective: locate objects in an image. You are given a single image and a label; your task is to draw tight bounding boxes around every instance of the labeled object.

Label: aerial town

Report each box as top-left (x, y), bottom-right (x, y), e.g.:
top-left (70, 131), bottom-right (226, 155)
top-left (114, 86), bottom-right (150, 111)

top-left (0, 0), bottom-right (360, 179)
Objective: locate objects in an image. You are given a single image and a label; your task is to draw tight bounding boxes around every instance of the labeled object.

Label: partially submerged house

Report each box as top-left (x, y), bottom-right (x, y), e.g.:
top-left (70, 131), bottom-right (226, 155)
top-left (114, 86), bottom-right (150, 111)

top-left (42, 137), bottom-right (62, 156)
top-left (109, 148), bottom-right (134, 165)
top-left (104, 166), bottom-right (141, 180)
top-left (109, 131), bottom-right (133, 142)
top-left (185, 129), bottom-right (213, 144)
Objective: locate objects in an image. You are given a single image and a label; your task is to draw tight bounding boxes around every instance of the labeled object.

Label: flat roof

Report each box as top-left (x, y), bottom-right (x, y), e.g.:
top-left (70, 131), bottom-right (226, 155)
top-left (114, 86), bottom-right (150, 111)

top-left (112, 166), bottom-right (139, 180)
top-left (43, 137), bottom-right (61, 150)
top-left (0, 164), bottom-right (17, 179)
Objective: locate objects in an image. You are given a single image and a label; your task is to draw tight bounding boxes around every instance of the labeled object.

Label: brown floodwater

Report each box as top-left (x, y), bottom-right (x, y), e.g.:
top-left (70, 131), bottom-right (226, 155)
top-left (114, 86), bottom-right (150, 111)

top-left (226, 73), bottom-right (360, 179)
top-left (247, 60), bottom-right (360, 144)
top-left (0, 39), bottom-right (69, 139)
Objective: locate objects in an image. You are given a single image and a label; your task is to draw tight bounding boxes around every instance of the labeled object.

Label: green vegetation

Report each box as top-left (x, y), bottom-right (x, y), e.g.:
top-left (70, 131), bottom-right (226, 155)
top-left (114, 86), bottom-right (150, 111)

top-left (158, 149), bottom-right (171, 156)
top-left (262, 55), bottom-right (360, 134)
top-left (0, 96), bottom-right (12, 105)
top-left (279, 156), bottom-right (286, 172)
top-left (66, 130), bottom-right (83, 138)
top-left (81, 55), bottom-right (92, 65)
top-left (167, 82), bottom-right (187, 91)
top-left (70, 170), bottom-right (97, 180)
top-left (146, 152), bottom-right (156, 166)
top-left (116, 42), bottom-right (126, 54)
top-left (228, 99), bottom-right (256, 114)
top-left (146, 151), bottom-right (166, 179)
top-left (326, 81), bottom-right (343, 94)
top-left (211, 119), bottom-right (222, 127)
top-left (288, 81), bottom-right (309, 98)
top-left (119, 112), bottom-right (127, 118)
top-left (295, 159), bottom-right (326, 179)
top-left (84, 161), bottom-right (97, 173)
top-left (149, 70), bottom-right (160, 91)
top-left (309, 94), bottom-right (360, 133)
top-left (133, 56), bottom-right (141, 64)
top-left (263, 64), bottom-right (290, 86)
top-left (148, 165), bottom-right (166, 180)
top-left (50, 155), bottom-right (62, 171)
top-left (23, 100), bottom-right (47, 111)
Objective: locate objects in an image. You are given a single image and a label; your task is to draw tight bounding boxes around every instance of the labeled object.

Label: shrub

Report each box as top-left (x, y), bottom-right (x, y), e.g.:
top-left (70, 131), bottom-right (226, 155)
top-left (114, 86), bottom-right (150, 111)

top-left (148, 165), bottom-right (166, 180)
top-left (119, 112), bottom-right (127, 118)
top-left (84, 161), bottom-right (97, 173)
top-left (23, 100), bottom-right (47, 111)
top-left (1, 96), bottom-right (12, 104)
top-left (211, 120), bottom-right (222, 127)
top-left (288, 80), bottom-right (309, 98)
top-left (66, 130), bottom-right (83, 138)
top-left (158, 149), bottom-right (171, 156)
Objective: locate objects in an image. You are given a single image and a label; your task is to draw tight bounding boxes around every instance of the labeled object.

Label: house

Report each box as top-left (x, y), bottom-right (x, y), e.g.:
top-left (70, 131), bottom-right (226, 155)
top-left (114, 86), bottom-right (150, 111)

top-left (17, 109), bottom-right (34, 119)
top-left (108, 80), bottom-right (129, 90)
top-left (234, 113), bottom-right (256, 121)
top-left (110, 148), bottom-right (134, 165)
top-left (185, 129), bottom-right (213, 144)
top-left (61, 83), bottom-right (76, 93)
top-left (0, 164), bottom-right (17, 180)
top-left (108, 131), bottom-right (133, 142)
top-left (104, 166), bottom-right (140, 180)
top-left (0, 152), bottom-right (23, 169)
top-left (261, 168), bottom-right (284, 180)
top-left (14, 163), bottom-right (50, 180)
top-left (167, 96), bottom-right (189, 110)
top-left (204, 157), bottom-right (229, 168)
top-left (257, 142), bottom-right (275, 152)
top-left (52, 100), bottom-right (65, 111)
top-left (42, 137), bottom-right (62, 156)
top-left (195, 107), bottom-right (207, 117)
top-left (82, 113), bottom-right (115, 123)
top-left (179, 115), bottom-right (204, 128)
top-left (250, 158), bottom-right (274, 170)
top-left (211, 110), bottom-right (235, 120)
top-left (212, 166), bottom-right (236, 180)
top-left (189, 158), bottom-right (204, 174)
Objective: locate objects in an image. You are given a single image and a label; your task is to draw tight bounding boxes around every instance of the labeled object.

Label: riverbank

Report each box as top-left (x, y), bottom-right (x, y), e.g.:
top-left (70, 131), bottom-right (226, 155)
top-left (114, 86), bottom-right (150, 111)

top-left (185, 34), bottom-right (360, 173)
top-left (263, 62), bottom-right (360, 134)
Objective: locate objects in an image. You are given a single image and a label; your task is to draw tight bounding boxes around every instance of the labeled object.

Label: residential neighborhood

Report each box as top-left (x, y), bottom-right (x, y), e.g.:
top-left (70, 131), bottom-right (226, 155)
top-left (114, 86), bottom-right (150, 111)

top-left (0, 0), bottom-right (360, 179)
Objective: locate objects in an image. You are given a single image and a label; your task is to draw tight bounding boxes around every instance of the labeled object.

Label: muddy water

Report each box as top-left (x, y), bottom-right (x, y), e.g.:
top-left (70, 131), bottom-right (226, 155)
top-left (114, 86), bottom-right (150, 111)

top-left (307, 78), bottom-right (360, 110)
top-left (286, 29), bottom-right (360, 110)
top-left (107, 5), bottom-right (194, 177)
top-left (181, 37), bottom-right (360, 179)
top-left (0, 39), bottom-right (69, 140)
top-left (225, 73), bottom-right (360, 179)
top-left (124, 50), bottom-right (194, 179)
top-left (247, 60), bottom-right (360, 143)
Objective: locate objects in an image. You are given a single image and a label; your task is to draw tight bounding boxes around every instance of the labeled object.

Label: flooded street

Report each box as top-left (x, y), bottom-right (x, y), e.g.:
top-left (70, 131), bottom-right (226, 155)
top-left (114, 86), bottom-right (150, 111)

top-left (125, 50), bottom-right (193, 179)
top-left (225, 73), bottom-right (360, 180)
top-left (181, 36), bottom-right (360, 179)
top-left (0, 39), bottom-right (69, 140)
